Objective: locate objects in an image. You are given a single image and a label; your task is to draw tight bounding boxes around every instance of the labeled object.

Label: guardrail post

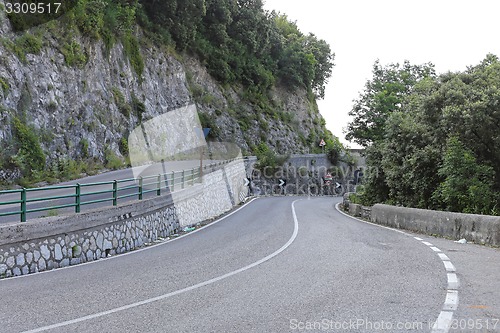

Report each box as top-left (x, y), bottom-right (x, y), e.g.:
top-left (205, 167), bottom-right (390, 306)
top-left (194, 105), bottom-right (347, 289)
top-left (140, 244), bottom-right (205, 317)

top-left (171, 171), bottom-right (175, 192)
top-left (191, 168), bottom-right (195, 186)
top-left (157, 175), bottom-right (161, 196)
top-left (113, 180), bottom-right (118, 206)
top-left (182, 170), bottom-right (185, 189)
top-left (75, 184), bottom-right (81, 213)
top-left (20, 188), bottom-right (27, 222)
top-left (139, 177), bottom-right (143, 200)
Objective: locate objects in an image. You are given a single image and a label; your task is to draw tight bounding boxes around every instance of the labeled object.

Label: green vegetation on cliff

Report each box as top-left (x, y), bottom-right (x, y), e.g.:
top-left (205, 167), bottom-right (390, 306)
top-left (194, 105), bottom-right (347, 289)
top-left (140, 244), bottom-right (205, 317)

top-left (1, 0), bottom-right (341, 187)
top-left (8, 0), bottom-right (334, 97)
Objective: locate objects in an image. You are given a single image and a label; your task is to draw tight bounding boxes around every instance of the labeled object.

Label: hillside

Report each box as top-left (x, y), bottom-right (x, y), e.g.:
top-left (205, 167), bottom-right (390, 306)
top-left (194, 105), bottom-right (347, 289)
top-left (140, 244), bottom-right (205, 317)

top-left (0, 0), bottom-right (340, 185)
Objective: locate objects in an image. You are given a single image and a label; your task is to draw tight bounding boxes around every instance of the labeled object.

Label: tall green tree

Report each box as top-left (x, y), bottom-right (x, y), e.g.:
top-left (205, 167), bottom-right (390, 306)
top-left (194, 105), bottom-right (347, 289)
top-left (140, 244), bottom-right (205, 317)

top-left (140, 0), bottom-right (206, 50)
top-left (346, 60), bottom-right (435, 146)
top-left (433, 137), bottom-right (497, 214)
top-left (351, 55), bottom-right (500, 215)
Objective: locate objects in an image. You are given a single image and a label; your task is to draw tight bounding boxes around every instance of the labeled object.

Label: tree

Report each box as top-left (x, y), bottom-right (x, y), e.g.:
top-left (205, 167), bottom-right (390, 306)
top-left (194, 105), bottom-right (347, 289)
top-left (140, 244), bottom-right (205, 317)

top-left (346, 60), bottom-right (435, 146)
top-left (351, 55), bottom-right (500, 214)
top-left (304, 34), bottom-right (334, 99)
top-left (433, 137), bottom-right (497, 214)
top-left (140, 0), bottom-right (206, 50)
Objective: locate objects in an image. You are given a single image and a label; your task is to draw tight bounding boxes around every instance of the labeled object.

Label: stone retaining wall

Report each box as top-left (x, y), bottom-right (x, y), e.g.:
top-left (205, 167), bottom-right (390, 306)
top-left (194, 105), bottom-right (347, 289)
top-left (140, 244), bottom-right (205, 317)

top-left (0, 159), bottom-right (248, 278)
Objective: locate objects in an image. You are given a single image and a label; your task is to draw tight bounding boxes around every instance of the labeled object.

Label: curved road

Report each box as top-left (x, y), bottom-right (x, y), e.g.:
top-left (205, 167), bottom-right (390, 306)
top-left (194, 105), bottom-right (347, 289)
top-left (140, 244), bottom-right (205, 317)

top-left (0, 197), bottom-right (499, 332)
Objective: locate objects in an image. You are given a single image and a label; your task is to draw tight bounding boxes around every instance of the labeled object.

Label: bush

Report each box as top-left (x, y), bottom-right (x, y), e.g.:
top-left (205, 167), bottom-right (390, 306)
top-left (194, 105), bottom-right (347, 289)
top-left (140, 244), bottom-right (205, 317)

top-left (61, 41), bottom-right (87, 67)
top-left (105, 148), bottom-right (124, 170)
top-left (11, 117), bottom-right (46, 177)
top-left (75, 0), bottom-right (107, 38)
top-left (6, 33), bottom-right (42, 62)
top-left (433, 137), bottom-right (498, 215)
top-left (254, 143), bottom-right (289, 176)
top-left (0, 77), bottom-right (9, 96)
top-left (15, 33), bottom-right (42, 54)
top-left (122, 33), bottom-right (144, 78)
top-left (111, 87), bottom-right (132, 117)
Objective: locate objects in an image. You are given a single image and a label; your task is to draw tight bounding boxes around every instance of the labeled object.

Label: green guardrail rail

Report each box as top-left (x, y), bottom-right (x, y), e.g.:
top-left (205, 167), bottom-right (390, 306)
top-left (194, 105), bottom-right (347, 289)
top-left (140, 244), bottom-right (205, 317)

top-left (0, 159), bottom-right (236, 222)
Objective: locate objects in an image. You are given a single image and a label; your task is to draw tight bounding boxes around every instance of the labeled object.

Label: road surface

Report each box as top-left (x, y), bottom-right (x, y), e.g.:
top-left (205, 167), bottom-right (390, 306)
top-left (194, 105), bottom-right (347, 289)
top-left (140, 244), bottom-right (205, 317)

top-left (0, 197), bottom-right (498, 332)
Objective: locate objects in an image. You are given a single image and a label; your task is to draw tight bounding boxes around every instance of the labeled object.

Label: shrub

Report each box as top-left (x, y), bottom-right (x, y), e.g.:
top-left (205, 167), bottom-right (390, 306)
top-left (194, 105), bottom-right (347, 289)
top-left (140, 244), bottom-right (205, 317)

top-left (11, 117), bottom-right (46, 177)
top-left (254, 143), bottom-right (289, 176)
top-left (0, 77), bottom-right (8, 96)
top-left (111, 87), bottom-right (132, 117)
top-left (61, 41), bottom-right (87, 67)
top-left (15, 33), bottom-right (43, 54)
top-left (122, 33), bottom-right (144, 78)
top-left (105, 148), bottom-right (124, 170)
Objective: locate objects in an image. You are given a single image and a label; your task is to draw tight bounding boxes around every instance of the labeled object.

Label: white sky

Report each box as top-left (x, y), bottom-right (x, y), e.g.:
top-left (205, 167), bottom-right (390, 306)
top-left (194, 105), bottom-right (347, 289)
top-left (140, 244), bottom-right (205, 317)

top-left (263, 0), bottom-right (500, 148)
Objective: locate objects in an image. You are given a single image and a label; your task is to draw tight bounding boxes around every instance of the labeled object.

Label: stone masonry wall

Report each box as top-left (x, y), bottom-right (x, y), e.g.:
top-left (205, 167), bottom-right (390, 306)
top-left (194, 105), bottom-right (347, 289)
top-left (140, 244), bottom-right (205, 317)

top-left (0, 159), bottom-right (248, 278)
top-left (173, 159), bottom-right (248, 228)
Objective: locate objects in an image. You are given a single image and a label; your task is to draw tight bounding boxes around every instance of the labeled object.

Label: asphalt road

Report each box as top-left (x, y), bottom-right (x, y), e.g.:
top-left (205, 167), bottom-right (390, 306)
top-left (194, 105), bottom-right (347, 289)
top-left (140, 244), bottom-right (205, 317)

top-left (0, 197), bottom-right (499, 333)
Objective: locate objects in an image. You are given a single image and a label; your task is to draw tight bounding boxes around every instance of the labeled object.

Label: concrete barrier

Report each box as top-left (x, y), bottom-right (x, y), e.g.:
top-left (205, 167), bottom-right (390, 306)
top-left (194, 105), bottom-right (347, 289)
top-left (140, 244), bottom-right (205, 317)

top-left (371, 204), bottom-right (500, 246)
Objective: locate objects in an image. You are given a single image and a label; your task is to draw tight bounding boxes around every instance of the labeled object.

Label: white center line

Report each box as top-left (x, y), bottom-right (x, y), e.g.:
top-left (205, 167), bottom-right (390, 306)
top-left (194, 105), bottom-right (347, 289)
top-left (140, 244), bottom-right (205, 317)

top-left (21, 200), bottom-right (302, 333)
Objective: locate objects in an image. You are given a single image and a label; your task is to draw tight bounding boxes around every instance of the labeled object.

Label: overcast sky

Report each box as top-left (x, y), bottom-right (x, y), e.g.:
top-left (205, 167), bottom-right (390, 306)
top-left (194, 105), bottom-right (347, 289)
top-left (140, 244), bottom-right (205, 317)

top-left (263, 0), bottom-right (500, 148)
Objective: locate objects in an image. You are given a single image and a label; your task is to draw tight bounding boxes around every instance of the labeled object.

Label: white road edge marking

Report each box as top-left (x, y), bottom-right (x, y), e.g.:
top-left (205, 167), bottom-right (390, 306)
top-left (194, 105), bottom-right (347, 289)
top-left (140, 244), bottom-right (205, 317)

top-left (432, 311), bottom-right (454, 332)
top-left (438, 253), bottom-right (450, 261)
top-left (21, 199), bottom-right (302, 333)
top-left (4, 197), bottom-right (261, 281)
top-left (443, 290), bottom-right (459, 311)
top-left (447, 273), bottom-right (459, 290)
top-left (334, 203), bottom-right (459, 333)
top-left (443, 261), bottom-right (456, 272)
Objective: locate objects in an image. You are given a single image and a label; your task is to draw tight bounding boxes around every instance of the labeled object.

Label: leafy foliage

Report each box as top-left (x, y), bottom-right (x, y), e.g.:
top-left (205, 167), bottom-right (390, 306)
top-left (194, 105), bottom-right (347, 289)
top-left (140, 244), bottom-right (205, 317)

top-left (61, 41), bottom-right (87, 67)
top-left (139, 0), bottom-right (333, 97)
top-left (433, 137), bottom-right (497, 215)
top-left (346, 60), bottom-right (435, 146)
top-left (0, 77), bottom-right (9, 96)
top-left (253, 142), bottom-right (289, 175)
top-left (11, 117), bottom-right (46, 177)
top-left (347, 55), bottom-right (500, 215)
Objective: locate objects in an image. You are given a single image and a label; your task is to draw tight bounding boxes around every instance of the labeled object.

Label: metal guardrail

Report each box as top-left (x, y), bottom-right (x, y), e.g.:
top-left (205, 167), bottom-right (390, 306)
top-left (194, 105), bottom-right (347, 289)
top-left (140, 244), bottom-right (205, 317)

top-left (0, 160), bottom-right (235, 222)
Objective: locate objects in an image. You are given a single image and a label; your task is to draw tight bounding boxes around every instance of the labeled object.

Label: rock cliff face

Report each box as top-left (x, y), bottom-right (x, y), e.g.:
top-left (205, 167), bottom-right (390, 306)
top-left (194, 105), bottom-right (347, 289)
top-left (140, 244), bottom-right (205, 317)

top-left (0, 6), bottom-right (327, 181)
